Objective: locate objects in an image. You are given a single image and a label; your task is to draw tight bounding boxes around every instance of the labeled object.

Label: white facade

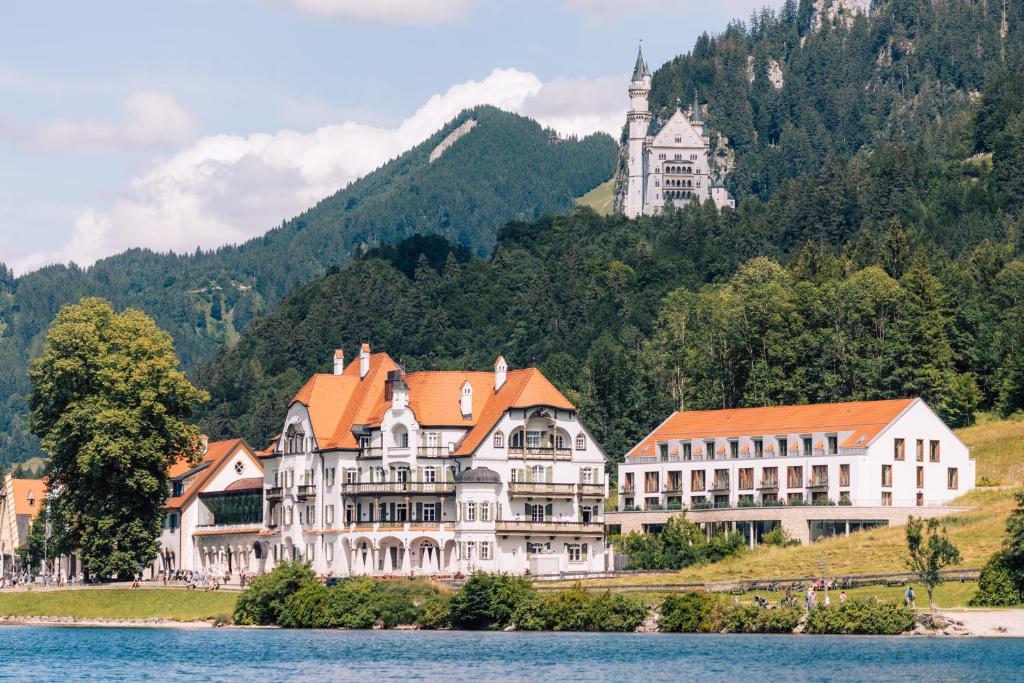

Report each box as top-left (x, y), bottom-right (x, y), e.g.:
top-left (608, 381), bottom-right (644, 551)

top-left (616, 399), bottom-right (974, 542)
top-left (623, 48), bottom-right (734, 217)
top-left (258, 349), bottom-right (610, 578)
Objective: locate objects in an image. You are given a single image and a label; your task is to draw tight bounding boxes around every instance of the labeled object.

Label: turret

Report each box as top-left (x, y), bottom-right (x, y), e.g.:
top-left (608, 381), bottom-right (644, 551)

top-left (624, 45), bottom-right (652, 219)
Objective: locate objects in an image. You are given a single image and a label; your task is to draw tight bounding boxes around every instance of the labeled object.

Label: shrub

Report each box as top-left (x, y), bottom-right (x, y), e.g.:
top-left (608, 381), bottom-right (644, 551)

top-left (448, 572), bottom-right (536, 629)
top-left (803, 598), bottom-right (916, 635)
top-left (536, 586), bottom-right (648, 632)
top-left (720, 605), bottom-right (802, 633)
top-left (279, 582), bottom-right (334, 628)
top-left (510, 591), bottom-right (550, 631)
top-left (618, 515), bottom-right (745, 570)
top-left (417, 593), bottom-right (453, 629)
top-left (970, 551), bottom-right (1024, 606)
top-left (658, 593), bottom-right (723, 633)
top-left (233, 562), bottom-right (318, 625)
top-left (760, 526), bottom-right (799, 547)
top-left (589, 593), bottom-right (648, 631)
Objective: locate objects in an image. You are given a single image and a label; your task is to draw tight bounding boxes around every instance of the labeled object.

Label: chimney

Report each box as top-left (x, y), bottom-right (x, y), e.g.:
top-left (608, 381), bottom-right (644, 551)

top-left (333, 349), bottom-right (345, 375)
top-left (494, 356), bottom-right (508, 392)
top-left (460, 380), bottom-right (473, 418)
top-left (359, 342), bottom-right (371, 379)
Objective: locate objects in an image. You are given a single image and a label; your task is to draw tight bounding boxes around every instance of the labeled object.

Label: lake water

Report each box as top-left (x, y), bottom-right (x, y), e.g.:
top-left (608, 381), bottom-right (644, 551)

top-left (2, 627), bottom-right (1024, 682)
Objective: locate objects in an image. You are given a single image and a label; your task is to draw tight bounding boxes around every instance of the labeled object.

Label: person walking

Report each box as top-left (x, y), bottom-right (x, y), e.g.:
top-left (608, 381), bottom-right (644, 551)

top-left (839, 590), bottom-right (848, 604)
top-left (905, 585), bottom-right (916, 609)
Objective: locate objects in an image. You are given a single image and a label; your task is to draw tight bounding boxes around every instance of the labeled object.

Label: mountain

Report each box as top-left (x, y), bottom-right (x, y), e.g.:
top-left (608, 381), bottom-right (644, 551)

top-left (0, 106), bottom-right (617, 467)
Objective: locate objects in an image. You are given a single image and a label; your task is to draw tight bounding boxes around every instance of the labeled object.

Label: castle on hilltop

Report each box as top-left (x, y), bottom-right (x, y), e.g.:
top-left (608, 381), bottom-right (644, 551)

top-left (621, 47), bottom-right (734, 218)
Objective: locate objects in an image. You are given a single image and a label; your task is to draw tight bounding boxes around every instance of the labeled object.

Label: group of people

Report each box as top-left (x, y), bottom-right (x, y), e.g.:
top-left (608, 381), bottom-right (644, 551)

top-left (0, 571), bottom-right (83, 589)
top-left (747, 582), bottom-right (851, 611)
top-left (158, 568), bottom-right (251, 591)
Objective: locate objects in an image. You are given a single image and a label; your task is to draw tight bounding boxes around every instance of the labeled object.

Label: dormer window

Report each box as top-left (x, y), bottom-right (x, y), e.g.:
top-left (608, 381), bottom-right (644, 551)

top-left (493, 431), bottom-right (505, 448)
top-left (172, 480), bottom-right (184, 497)
top-left (575, 434), bottom-right (586, 450)
top-left (285, 423), bottom-right (305, 454)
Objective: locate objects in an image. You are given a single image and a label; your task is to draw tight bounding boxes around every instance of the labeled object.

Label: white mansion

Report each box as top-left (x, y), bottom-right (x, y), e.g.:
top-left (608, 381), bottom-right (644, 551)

top-left (254, 345), bottom-right (609, 577)
top-left (622, 47), bottom-right (734, 217)
top-left (610, 398), bottom-right (975, 545)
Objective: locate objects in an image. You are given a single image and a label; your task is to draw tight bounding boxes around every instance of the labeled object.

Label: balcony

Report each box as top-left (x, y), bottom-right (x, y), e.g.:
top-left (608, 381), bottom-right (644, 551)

top-left (495, 520), bottom-right (604, 535)
top-left (710, 479), bottom-right (730, 493)
top-left (388, 447), bottom-right (411, 457)
top-left (358, 447), bottom-right (384, 459)
top-left (619, 487), bottom-right (635, 496)
top-left (508, 482), bottom-right (576, 498)
top-left (340, 481), bottom-right (456, 495)
top-left (508, 446), bottom-right (572, 460)
top-left (265, 486), bottom-right (283, 501)
top-left (807, 477), bottom-right (830, 490)
top-left (663, 483), bottom-right (683, 494)
top-left (416, 446), bottom-right (452, 458)
top-left (578, 483), bottom-right (605, 498)
top-left (757, 480), bottom-right (779, 491)
top-left (296, 484), bottom-right (317, 500)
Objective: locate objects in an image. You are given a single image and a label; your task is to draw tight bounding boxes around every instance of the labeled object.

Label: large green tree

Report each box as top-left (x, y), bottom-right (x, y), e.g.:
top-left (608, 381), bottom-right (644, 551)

top-left (28, 297), bottom-right (208, 577)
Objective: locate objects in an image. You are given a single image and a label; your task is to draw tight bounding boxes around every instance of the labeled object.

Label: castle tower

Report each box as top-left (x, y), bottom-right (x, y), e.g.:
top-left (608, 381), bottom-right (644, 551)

top-left (624, 46), bottom-right (651, 218)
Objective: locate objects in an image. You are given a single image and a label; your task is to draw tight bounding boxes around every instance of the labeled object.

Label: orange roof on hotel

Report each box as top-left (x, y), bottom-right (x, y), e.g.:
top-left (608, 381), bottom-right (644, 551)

top-left (9, 478), bottom-right (46, 517)
top-left (627, 398), bottom-right (916, 459)
top-left (165, 438), bottom-right (257, 509)
top-left (289, 349), bottom-right (574, 455)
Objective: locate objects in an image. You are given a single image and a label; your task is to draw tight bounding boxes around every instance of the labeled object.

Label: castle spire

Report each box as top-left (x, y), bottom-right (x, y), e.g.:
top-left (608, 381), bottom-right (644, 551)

top-left (691, 91), bottom-right (701, 122)
top-left (632, 44), bottom-right (648, 82)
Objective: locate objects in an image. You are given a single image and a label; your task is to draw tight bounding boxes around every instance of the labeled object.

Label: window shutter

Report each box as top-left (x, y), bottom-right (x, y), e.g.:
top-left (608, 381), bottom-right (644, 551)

top-left (582, 543), bottom-right (588, 560)
top-left (518, 468), bottom-right (526, 483)
top-left (416, 502), bottom-right (423, 521)
top-left (524, 502), bottom-right (531, 517)
top-left (524, 467), bottom-right (532, 483)
top-left (546, 466), bottom-right (553, 483)
top-left (545, 503), bottom-right (553, 521)
top-left (417, 466), bottom-right (423, 483)
top-left (579, 468), bottom-right (585, 483)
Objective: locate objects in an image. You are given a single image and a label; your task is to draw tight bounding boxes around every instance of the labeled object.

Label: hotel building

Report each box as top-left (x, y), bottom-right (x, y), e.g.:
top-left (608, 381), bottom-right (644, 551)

top-left (609, 398), bottom-right (974, 545)
top-left (257, 344), bottom-right (609, 577)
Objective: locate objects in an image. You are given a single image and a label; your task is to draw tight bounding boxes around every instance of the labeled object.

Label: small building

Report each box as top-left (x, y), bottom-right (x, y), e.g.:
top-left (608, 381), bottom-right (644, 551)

top-left (0, 474), bottom-right (45, 576)
top-left (609, 398), bottom-right (974, 545)
top-left (153, 438), bottom-right (264, 578)
top-left (258, 344), bottom-right (610, 578)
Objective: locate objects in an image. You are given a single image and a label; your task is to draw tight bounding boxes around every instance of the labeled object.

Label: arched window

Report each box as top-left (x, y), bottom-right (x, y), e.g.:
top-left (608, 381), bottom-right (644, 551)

top-left (285, 423), bottom-right (305, 454)
top-left (493, 431), bottom-right (504, 448)
top-left (674, 136), bottom-right (681, 143)
top-left (392, 424), bottom-right (409, 449)
top-left (576, 434), bottom-right (586, 450)
top-left (510, 429), bottom-right (524, 449)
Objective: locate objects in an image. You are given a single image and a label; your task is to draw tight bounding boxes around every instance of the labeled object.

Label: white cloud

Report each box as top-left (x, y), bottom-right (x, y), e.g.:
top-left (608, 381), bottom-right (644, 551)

top-left (31, 91), bottom-right (198, 151)
top-left (12, 68), bottom-right (625, 275)
top-left (267, 0), bottom-right (474, 24)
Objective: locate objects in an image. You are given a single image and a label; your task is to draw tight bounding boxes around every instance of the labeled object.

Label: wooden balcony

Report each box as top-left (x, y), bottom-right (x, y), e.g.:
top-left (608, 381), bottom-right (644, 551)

top-left (508, 482), bottom-right (576, 498)
top-left (578, 483), bottom-right (605, 498)
top-left (296, 484), bottom-right (316, 500)
top-left (265, 486), bottom-right (283, 501)
top-left (340, 482), bottom-right (455, 495)
top-left (495, 520), bottom-right (604, 535)
top-left (508, 446), bottom-right (572, 460)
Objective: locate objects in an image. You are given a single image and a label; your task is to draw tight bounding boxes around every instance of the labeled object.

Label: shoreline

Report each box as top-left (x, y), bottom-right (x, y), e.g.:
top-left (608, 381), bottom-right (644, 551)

top-left (2, 609), bottom-right (1024, 636)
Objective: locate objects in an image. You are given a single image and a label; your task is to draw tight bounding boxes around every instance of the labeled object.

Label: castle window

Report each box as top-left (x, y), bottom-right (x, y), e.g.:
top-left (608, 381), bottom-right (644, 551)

top-left (674, 136), bottom-right (682, 143)
top-left (654, 180), bottom-right (659, 187)
top-left (658, 153), bottom-right (666, 160)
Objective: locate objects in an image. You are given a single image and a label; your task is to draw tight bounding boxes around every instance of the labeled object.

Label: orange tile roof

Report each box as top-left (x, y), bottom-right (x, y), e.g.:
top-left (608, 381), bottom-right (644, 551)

top-left (288, 350), bottom-right (574, 456)
top-left (627, 398), bottom-right (916, 459)
top-left (9, 478), bottom-right (46, 517)
top-left (165, 439), bottom-right (260, 509)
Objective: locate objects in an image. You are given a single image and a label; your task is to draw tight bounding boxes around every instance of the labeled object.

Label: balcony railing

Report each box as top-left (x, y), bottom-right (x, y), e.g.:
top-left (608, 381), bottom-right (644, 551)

top-left (340, 482), bottom-right (456, 495)
top-left (265, 486), bottom-right (283, 501)
top-left (297, 484), bottom-right (317, 499)
top-left (757, 480), bottom-right (779, 491)
top-left (508, 446), bottom-right (572, 460)
top-left (495, 520), bottom-right (604, 535)
top-left (807, 477), bottom-right (829, 489)
top-left (358, 447), bottom-right (384, 458)
top-left (416, 446), bottom-right (452, 458)
top-left (710, 479), bottom-right (730, 492)
top-left (619, 487), bottom-right (635, 495)
top-left (578, 483), bottom-right (605, 498)
top-left (663, 483), bottom-right (683, 493)
top-left (508, 482), bottom-right (576, 497)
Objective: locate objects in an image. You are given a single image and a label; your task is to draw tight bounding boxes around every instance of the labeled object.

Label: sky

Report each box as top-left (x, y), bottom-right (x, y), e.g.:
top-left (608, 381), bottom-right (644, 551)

top-left (0, 0), bottom-right (779, 276)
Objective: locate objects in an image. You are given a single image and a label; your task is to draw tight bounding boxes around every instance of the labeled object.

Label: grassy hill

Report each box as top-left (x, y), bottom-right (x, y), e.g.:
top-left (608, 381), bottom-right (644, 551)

top-left (0, 589), bottom-right (237, 622)
top-left (574, 178), bottom-right (615, 215)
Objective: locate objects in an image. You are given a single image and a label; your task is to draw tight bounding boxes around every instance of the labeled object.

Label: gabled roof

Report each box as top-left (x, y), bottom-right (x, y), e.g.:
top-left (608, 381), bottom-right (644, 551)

top-left (627, 398), bottom-right (917, 459)
top-left (288, 351), bottom-right (574, 455)
top-left (650, 108), bottom-right (705, 148)
top-left (8, 478), bottom-right (45, 517)
top-left (165, 438), bottom-right (259, 509)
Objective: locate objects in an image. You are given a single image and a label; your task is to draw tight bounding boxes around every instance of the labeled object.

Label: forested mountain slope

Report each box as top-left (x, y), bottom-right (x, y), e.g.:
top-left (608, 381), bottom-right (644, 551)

top-left (197, 66), bottom-right (1024, 461)
top-left (0, 107), bottom-right (616, 466)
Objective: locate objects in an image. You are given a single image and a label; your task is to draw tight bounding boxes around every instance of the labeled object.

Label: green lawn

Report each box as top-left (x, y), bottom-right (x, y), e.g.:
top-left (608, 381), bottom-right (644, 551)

top-left (574, 178), bottom-right (615, 215)
top-left (0, 589), bottom-right (238, 622)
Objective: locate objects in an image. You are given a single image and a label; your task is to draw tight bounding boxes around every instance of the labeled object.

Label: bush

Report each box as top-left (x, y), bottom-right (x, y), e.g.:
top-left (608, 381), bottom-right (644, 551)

top-left (970, 551), bottom-right (1024, 606)
top-left (658, 593), bottom-right (723, 633)
top-left (618, 515), bottom-right (746, 570)
top-left (588, 592), bottom-right (648, 632)
top-left (509, 591), bottom-right (550, 631)
top-left (761, 526), bottom-right (799, 548)
top-left (448, 572), bottom-right (536, 629)
top-left (536, 586), bottom-right (647, 632)
top-left (720, 604), bottom-right (802, 633)
top-left (417, 593), bottom-right (453, 629)
top-left (233, 562), bottom-right (318, 625)
top-left (803, 598), bottom-right (916, 635)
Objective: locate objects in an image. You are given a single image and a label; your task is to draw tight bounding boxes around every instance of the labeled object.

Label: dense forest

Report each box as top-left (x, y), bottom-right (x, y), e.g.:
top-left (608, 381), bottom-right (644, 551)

top-left (0, 108), bottom-right (616, 467)
top-left (197, 63), bottom-right (1024, 463)
top-left (4, 0), bottom-right (1024, 469)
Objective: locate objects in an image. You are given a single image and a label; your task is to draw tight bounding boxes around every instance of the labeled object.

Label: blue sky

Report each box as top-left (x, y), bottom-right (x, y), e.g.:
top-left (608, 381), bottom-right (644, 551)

top-left (1, 0), bottom-right (778, 274)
